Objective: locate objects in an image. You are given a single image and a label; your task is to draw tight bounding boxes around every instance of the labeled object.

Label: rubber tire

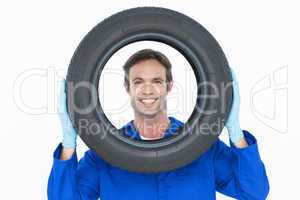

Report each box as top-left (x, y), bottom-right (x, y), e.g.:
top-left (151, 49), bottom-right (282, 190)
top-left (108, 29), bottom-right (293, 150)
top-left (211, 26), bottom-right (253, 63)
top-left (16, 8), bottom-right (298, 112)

top-left (66, 7), bottom-right (233, 173)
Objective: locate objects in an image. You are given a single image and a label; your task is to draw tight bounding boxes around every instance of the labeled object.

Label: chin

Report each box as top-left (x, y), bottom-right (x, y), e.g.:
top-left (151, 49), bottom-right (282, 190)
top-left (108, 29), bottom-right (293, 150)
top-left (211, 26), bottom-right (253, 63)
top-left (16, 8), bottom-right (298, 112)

top-left (135, 107), bottom-right (160, 117)
top-left (139, 110), bottom-right (159, 117)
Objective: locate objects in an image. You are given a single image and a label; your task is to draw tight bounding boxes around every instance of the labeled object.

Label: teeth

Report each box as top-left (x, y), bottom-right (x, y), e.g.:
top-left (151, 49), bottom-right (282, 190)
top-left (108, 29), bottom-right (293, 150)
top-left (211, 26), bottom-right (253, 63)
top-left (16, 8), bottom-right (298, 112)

top-left (141, 99), bottom-right (156, 104)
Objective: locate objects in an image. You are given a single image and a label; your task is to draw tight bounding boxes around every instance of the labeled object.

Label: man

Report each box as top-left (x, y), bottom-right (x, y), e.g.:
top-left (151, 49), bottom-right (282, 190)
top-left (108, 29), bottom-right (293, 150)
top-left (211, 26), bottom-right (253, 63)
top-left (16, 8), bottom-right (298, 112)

top-left (48, 49), bottom-right (269, 199)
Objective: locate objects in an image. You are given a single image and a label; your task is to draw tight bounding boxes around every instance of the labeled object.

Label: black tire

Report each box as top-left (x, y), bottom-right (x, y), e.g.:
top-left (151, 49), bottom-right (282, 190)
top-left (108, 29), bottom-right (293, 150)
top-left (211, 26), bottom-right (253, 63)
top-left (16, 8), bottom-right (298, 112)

top-left (66, 7), bottom-right (233, 173)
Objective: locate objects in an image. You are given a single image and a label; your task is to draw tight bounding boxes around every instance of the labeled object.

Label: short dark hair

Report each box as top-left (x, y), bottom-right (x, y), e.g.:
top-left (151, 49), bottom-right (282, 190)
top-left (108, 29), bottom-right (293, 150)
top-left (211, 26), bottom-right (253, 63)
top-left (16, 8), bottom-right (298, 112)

top-left (123, 48), bottom-right (173, 90)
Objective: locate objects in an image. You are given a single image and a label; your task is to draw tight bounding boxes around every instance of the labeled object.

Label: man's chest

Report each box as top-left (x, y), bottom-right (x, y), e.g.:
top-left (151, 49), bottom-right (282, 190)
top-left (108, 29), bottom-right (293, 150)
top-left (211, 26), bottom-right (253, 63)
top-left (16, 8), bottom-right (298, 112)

top-left (98, 153), bottom-right (216, 200)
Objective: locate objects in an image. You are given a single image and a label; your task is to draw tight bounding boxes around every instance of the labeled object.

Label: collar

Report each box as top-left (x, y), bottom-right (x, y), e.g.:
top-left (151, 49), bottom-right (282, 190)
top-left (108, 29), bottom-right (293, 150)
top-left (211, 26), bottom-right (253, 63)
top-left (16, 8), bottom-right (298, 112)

top-left (121, 116), bottom-right (184, 140)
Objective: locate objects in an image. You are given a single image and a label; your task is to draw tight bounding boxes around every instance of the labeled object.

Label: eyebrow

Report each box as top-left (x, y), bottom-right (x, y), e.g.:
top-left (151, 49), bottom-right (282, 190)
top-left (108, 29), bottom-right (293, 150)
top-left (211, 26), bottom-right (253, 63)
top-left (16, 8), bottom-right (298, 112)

top-left (132, 77), bottom-right (164, 81)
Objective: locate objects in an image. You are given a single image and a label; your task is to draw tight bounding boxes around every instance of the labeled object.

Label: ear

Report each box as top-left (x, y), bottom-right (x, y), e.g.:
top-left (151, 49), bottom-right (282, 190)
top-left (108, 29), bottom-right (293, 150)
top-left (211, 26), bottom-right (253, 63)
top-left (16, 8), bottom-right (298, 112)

top-left (167, 81), bottom-right (173, 93)
top-left (124, 82), bottom-right (130, 93)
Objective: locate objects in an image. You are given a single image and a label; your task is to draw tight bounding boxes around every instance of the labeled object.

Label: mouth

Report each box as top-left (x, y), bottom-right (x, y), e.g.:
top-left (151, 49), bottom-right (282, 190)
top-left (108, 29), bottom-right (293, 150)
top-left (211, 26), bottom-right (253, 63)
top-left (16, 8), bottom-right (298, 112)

top-left (138, 98), bottom-right (158, 106)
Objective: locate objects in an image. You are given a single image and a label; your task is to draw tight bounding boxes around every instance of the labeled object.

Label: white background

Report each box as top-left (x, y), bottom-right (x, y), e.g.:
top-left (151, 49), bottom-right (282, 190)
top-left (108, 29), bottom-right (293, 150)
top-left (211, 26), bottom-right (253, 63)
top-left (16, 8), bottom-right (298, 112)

top-left (0, 1), bottom-right (298, 199)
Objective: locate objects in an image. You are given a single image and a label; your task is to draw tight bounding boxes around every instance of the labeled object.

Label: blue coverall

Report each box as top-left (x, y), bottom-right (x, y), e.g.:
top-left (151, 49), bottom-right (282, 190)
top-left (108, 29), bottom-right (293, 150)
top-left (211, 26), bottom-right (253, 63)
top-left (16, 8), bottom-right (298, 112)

top-left (47, 116), bottom-right (269, 200)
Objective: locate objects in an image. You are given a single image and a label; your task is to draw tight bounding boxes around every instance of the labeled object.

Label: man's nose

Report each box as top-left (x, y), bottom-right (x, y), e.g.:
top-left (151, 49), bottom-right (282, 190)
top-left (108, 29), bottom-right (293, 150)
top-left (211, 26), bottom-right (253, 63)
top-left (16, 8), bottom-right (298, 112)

top-left (141, 83), bottom-right (156, 95)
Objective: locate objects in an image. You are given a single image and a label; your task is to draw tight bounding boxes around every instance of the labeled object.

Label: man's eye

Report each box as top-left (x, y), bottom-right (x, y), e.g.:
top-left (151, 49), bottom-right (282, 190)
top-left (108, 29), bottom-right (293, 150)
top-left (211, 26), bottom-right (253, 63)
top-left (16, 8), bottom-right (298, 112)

top-left (134, 81), bottom-right (141, 85)
top-left (154, 81), bottom-right (162, 84)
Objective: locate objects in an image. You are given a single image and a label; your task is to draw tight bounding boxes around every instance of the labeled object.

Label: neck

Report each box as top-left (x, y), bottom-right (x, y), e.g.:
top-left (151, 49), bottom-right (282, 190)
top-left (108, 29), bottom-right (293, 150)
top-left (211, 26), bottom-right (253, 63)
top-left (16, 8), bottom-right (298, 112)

top-left (133, 112), bottom-right (170, 139)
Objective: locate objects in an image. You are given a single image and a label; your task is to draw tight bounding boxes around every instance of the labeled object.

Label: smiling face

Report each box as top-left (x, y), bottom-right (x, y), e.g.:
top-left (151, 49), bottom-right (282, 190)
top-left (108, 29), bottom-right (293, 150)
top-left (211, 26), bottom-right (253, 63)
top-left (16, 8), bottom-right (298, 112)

top-left (125, 59), bottom-right (173, 118)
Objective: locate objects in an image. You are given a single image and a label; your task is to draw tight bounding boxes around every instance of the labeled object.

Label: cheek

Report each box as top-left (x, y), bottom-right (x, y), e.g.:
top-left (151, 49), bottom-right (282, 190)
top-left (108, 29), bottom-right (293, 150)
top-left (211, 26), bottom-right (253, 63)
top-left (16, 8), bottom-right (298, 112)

top-left (131, 85), bottom-right (142, 94)
top-left (158, 86), bottom-right (168, 96)
top-left (127, 90), bottom-right (136, 102)
top-left (129, 85), bottom-right (139, 95)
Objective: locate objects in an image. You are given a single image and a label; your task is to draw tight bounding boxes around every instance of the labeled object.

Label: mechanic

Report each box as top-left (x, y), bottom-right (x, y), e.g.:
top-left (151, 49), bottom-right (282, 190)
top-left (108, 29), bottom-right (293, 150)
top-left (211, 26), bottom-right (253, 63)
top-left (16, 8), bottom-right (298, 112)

top-left (48, 49), bottom-right (269, 200)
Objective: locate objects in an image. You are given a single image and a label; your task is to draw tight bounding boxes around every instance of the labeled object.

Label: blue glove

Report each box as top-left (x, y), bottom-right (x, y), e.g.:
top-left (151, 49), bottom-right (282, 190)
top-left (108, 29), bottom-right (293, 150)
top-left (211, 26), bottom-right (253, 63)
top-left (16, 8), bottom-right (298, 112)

top-left (58, 79), bottom-right (77, 148)
top-left (225, 67), bottom-right (244, 143)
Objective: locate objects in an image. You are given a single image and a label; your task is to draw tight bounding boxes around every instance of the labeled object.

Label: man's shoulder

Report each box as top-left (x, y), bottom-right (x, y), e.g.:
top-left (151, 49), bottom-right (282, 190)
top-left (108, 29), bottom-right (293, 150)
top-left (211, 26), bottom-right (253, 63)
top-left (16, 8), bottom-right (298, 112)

top-left (169, 116), bottom-right (184, 126)
top-left (81, 148), bottom-right (108, 169)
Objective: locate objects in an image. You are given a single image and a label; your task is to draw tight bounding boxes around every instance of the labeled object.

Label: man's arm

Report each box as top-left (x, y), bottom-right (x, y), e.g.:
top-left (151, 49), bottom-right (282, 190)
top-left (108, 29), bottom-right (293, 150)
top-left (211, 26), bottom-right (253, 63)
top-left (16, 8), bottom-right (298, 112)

top-left (234, 137), bottom-right (248, 148)
top-left (60, 147), bottom-right (75, 160)
top-left (213, 130), bottom-right (270, 199)
top-left (47, 79), bottom-right (100, 199)
top-left (48, 144), bottom-right (100, 200)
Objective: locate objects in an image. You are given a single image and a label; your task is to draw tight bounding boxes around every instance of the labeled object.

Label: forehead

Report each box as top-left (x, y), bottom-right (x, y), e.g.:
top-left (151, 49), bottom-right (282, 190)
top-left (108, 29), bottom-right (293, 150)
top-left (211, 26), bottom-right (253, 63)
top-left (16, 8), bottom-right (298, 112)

top-left (129, 59), bottom-right (166, 80)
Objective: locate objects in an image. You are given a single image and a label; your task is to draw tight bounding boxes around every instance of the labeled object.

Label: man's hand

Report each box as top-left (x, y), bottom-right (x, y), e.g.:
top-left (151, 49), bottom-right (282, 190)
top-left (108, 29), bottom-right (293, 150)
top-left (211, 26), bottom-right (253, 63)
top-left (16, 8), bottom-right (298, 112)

top-left (225, 67), bottom-right (248, 148)
top-left (57, 79), bottom-right (77, 159)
